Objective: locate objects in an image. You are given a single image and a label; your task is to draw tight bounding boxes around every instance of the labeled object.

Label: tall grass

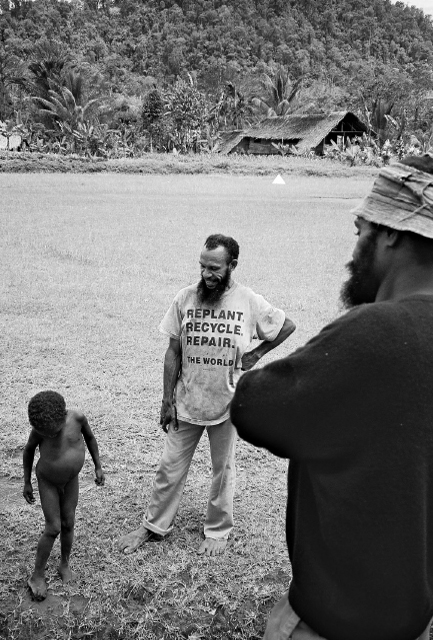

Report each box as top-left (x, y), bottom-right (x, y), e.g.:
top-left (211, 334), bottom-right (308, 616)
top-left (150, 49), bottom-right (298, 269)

top-left (0, 151), bottom-right (380, 177)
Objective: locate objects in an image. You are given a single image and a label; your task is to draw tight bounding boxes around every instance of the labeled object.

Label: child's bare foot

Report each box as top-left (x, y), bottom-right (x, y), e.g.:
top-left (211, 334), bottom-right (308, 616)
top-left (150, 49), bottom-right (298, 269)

top-left (58, 563), bottom-right (73, 584)
top-left (28, 573), bottom-right (48, 601)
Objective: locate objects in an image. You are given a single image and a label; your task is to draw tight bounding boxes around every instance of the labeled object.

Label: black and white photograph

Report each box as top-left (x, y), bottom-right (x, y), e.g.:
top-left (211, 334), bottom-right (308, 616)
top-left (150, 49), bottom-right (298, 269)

top-left (1, 1), bottom-right (433, 638)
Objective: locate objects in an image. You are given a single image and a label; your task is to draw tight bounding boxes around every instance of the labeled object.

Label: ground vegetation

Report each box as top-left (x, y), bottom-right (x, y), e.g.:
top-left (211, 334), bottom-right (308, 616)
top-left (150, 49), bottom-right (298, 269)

top-left (0, 0), bottom-right (432, 161)
top-left (0, 172), bottom-right (361, 639)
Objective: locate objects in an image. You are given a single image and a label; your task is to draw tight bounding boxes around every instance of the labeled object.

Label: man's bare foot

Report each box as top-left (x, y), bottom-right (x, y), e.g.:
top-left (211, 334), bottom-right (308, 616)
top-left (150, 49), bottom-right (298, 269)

top-left (58, 563), bottom-right (73, 584)
top-left (117, 525), bottom-right (155, 554)
top-left (28, 573), bottom-right (48, 601)
top-left (197, 537), bottom-right (228, 556)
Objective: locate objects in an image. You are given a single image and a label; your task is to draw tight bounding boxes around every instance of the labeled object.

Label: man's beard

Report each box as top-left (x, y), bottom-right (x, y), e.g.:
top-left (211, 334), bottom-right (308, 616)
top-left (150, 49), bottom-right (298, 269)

top-left (197, 270), bottom-right (231, 305)
top-left (340, 229), bottom-right (380, 309)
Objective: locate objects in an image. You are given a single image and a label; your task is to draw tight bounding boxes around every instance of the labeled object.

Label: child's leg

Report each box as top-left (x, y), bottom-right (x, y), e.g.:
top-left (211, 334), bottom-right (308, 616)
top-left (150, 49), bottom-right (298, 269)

top-left (58, 474), bottom-right (79, 583)
top-left (29, 475), bottom-right (61, 600)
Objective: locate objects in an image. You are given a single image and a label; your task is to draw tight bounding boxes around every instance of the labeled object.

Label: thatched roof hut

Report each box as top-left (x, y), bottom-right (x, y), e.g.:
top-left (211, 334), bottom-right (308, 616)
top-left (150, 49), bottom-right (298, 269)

top-left (219, 111), bottom-right (369, 155)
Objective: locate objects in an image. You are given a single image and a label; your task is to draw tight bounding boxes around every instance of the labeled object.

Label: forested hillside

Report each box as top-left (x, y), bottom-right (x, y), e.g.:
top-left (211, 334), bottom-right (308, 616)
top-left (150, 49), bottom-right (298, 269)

top-left (1, 0), bottom-right (433, 157)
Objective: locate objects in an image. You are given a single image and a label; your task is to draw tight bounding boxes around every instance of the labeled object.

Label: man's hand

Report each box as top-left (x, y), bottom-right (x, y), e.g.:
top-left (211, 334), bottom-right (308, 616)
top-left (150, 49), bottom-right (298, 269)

top-left (23, 482), bottom-right (35, 504)
top-left (241, 350), bottom-right (261, 371)
top-left (160, 399), bottom-right (178, 433)
top-left (95, 468), bottom-right (105, 486)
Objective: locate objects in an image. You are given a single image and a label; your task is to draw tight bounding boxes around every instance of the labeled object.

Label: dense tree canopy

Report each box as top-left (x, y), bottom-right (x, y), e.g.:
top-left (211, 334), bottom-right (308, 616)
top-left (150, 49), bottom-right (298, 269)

top-left (1, 0), bottom-right (432, 156)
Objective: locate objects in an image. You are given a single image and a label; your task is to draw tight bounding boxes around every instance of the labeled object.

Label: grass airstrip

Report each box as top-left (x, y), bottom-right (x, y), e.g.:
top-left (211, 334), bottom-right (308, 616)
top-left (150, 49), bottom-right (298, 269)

top-left (1, 169), bottom-right (373, 639)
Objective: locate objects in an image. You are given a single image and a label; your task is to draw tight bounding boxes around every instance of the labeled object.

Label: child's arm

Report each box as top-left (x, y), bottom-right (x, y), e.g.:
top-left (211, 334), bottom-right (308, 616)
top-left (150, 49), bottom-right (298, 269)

top-left (80, 414), bottom-right (105, 486)
top-left (23, 430), bottom-right (42, 503)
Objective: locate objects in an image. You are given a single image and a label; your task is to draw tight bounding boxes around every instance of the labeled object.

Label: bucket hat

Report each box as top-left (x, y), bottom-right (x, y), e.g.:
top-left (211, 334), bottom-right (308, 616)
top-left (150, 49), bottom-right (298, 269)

top-left (351, 156), bottom-right (433, 239)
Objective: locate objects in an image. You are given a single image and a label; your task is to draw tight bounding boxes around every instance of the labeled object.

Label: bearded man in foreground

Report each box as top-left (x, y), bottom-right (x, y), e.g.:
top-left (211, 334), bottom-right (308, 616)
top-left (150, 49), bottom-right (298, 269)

top-left (231, 155), bottom-right (433, 639)
top-left (118, 233), bottom-right (295, 556)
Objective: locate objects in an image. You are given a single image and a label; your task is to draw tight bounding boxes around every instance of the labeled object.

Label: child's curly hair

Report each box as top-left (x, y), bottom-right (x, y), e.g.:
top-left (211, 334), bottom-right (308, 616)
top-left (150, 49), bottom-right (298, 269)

top-left (28, 391), bottom-right (67, 435)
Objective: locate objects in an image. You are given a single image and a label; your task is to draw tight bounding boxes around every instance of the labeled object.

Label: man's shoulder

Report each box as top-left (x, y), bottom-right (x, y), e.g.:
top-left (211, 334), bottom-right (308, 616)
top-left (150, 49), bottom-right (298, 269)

top-left (324, 299), bottom-right (421, 339)
top-left (177, 283), bottom-right (198, 295)
top-left (341, 298), bottom-right (426, 323)
top-left (172, 283), bottom-right (198, 303)
top-left (290, 302), bottom-right (410, 366)
top-left (229, 282), bottom-right (265, 302)
top-left (229, 281), bottom-right (250, 296)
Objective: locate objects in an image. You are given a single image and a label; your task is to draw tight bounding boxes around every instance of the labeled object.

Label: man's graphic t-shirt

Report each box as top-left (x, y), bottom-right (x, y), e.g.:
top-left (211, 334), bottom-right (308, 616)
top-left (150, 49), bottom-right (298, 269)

top-left (159, 282), bottom-right (285, 425)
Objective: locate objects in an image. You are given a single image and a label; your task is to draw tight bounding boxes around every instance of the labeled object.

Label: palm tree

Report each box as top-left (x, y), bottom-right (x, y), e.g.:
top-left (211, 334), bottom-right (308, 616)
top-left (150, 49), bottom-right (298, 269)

top-left (63, 69), bottom-right (86, 106)
top-left (11, 40), bottom-right (69, 127)
top-left (250, 66), bottom-right (304, 118)
top-left (34, 84), bottom-right (99, 131)
top-left (23, 40), bottom-right (68, 102)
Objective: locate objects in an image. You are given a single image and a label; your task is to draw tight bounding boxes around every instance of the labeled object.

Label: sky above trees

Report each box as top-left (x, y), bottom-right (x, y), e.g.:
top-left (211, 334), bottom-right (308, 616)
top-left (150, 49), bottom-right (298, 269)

top-left (394, 0), bottom-right (433, 16)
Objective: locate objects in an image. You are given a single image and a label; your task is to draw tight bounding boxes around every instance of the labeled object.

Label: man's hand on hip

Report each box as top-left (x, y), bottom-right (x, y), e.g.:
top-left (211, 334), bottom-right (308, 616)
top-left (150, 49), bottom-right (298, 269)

top-left (241, 350), bottom-right (261, 371)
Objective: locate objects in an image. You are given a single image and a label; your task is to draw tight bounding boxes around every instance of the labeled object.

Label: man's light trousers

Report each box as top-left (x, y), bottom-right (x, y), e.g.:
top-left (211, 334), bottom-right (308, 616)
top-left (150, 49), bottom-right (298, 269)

top-left (143, 418), bottom-right (237, 539)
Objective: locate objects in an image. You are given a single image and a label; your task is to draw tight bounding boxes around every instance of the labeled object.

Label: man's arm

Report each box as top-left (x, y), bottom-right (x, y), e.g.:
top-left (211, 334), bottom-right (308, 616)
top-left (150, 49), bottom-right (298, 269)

top-left (160, 337), bottom-right (182, 432)
top-left (23, 430), bottom-right (42, 503)
top-left (232, 306), bottom-right (394, 461)
top-left (81, 414), bottom-right (105, 485)
top-left (241, 316), bottom-right (296, 371)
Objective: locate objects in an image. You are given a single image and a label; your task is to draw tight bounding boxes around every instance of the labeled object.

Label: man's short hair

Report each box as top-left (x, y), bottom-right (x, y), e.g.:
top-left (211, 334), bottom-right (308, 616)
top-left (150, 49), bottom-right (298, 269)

top-left (204, 234), bottom-right (239, 264)
top-left (28, 390), bottom-right (66, 435)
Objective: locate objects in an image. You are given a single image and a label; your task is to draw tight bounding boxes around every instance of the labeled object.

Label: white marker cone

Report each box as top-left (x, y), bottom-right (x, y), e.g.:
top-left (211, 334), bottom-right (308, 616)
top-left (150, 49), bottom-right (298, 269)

top-left (272, 174), bottom-right (285, 184)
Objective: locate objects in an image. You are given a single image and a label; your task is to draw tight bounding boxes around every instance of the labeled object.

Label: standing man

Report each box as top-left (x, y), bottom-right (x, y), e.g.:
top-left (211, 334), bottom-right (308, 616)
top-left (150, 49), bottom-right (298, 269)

top-left (118, 234), bottom-right (295, 556)
top-left (231, 156), bottom-right (433, 639)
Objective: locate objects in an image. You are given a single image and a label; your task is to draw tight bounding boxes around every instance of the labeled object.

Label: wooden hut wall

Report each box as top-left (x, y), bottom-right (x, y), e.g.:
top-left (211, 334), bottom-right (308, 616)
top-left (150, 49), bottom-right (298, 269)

top-left (248, 139), bottom-right (280, 155)
top-left (231, 137), bottom-right (250, 154)
top-left (247, 138), bottom-right (301, 155)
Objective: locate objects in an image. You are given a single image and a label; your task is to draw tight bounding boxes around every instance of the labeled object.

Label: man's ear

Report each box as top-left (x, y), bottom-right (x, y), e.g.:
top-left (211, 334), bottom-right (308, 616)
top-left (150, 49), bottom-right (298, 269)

top-left (229, 259), bottom-right (238, 271)
top-left (384, 228), bottom-right (400, 248)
